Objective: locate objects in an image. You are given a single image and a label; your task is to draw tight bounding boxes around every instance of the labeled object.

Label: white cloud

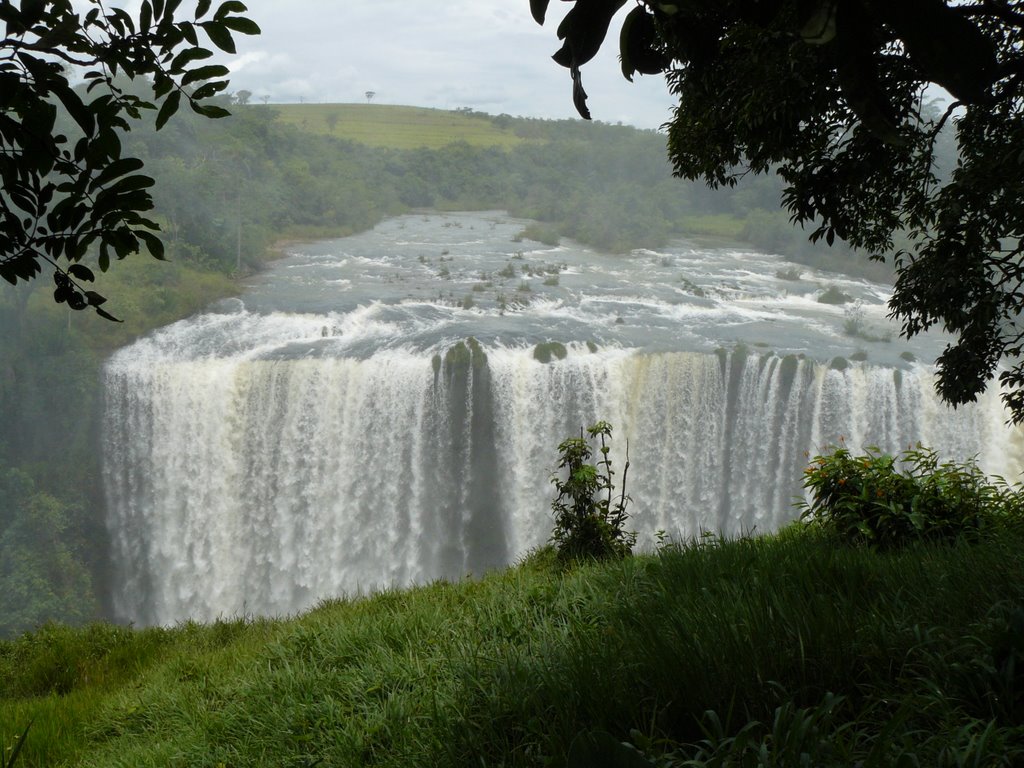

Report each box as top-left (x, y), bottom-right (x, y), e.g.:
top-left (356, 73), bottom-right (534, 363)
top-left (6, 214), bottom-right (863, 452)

top-left (217, 0), bottom-right (673, 128)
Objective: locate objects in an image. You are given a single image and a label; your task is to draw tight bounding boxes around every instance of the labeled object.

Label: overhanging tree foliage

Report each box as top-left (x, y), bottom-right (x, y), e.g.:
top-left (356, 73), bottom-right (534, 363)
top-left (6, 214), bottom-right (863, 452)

top-left (0, 0), bottom-right (258, 319)
top-left (532, 0), bottom-right (1024, 421)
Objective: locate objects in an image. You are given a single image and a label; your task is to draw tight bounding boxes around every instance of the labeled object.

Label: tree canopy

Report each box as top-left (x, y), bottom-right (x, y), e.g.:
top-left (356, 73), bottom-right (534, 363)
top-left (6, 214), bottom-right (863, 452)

top-left (0, 0), bottom-right (258, 319)
top-left (533, 0), bottom-right (1024, 421)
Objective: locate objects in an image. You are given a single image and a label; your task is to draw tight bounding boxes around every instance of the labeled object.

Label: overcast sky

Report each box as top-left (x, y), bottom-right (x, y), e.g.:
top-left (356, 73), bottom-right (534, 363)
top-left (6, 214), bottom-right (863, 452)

top-left (221, 1), bottom-right (677, 130)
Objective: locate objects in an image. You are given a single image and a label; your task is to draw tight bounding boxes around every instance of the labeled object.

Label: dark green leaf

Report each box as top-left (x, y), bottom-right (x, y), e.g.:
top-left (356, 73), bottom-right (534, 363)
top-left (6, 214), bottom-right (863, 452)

top-left (155, 90), bottom-right (181, 130)
top-left (95, 306), bottom-right (123, 322)
top-left (571, 62), bottom-right (590, 120)
top-left (180, 20), bottom-right (198, 45)
top-left (67, 264), bottom-right (95, 282)
top-left (182, 64), bottom-right (230, 85)
top-left (530, 0), bottom-right (550, 25)
top-left (153, 72), bottom-right (174, 99)
top-left (201, 21), bottom-right (236, 53)
top-left (619, 6), bottom-right (666, 81)
top-left (214, 1), bottom-right (248, 20)
top-left (137, 229), bottom-right (165, 260)
top-left (0, 5), bottom-right (23, 28)
top-left (67, 290), bottom-right (87, 310)
top-left (88, 157), bottom-right (145, 192)
top-left (107, 8), bottom-right (135, 35)
top-left (190, 102), bottom-right (231, 119)
top-left (105, 174), bottom-right (156, 196)
top-left (190, 80), bottom-right (228, 100)
top-left (554, 0), bottom-right (627, 67)
top-left (170, 46), bottom-right (213, 72)
top-left (220, 16), bottom-right (260, 35)
top-left (195, 0), bottom-right (212, 19)
top-left (20, 0), bottom-right (45, 26)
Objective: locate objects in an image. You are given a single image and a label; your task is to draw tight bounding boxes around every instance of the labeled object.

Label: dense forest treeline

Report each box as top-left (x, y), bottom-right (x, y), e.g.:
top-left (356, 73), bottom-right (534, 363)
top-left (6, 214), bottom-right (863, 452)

top-left (0, 97), bottom-right (900, 636)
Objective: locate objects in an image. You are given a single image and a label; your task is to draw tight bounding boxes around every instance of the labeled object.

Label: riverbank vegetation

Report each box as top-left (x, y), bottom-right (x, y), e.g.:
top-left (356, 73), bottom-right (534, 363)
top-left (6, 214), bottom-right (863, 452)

top-left (2, 518), bottom-right (1023, 766)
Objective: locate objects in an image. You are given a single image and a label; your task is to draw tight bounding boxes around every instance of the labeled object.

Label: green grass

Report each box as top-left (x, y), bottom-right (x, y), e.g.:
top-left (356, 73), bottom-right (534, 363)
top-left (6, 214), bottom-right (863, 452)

top-left (266, 103), bottom-right (526, 150)
top-left (679, 213), bottom-right (746, 240)
top-left (3, 528), bottom-right (1024, 766)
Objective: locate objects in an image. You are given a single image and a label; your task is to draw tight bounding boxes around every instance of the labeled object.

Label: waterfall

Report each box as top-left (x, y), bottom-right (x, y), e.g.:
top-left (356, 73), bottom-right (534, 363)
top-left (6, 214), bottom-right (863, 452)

top-left (104, 344), bottom-right (1022, 625)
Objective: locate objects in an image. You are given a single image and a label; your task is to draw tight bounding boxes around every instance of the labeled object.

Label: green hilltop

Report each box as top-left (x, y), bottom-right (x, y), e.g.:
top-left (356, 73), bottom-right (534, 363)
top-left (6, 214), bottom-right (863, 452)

top-left (269, 103), bottom-right (528, 149)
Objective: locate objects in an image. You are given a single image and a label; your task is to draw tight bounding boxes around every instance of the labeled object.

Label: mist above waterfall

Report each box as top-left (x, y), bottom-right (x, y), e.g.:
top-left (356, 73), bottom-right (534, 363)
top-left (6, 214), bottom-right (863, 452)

top-left (103, 212), bottom-right (1023, 625)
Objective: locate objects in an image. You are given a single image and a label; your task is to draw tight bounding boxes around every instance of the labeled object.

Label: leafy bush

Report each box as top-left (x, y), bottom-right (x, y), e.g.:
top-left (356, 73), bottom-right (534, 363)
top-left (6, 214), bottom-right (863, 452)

top-left (799, 445), bottom-right (1023, 550)
top-left (517, 222), bottom-right (561, 246)
top-left (817, 285), bottom-right (853, 305)
top-left (550, 422), bottom-right (636, 561)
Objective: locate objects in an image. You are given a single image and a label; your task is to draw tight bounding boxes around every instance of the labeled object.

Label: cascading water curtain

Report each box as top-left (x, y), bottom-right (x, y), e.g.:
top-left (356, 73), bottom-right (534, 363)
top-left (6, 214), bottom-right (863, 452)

top-left (104, 346), bottom-right (1022, 625)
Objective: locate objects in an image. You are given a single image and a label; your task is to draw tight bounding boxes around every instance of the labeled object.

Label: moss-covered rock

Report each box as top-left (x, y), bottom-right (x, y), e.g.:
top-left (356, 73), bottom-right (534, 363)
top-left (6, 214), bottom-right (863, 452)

top-left (444, 337), bottom-right (487, 370)
top-left (779, 354), bottom-right (800, 390)
top-left (533, 341), bottom-right (568, 364)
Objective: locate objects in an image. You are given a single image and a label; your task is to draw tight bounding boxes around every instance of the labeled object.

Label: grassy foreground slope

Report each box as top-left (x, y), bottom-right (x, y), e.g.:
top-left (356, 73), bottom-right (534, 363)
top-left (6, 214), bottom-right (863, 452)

top-left (271, 103), bottom-right (527, 149)
top-left (3, 528), bottom-right (1024, 767)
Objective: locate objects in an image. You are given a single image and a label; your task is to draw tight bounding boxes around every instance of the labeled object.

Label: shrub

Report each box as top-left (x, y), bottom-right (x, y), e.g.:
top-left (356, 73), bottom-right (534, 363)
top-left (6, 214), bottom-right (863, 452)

top-left (843, 300), bottom-right (893, 342)
top-left (550, 421), bottom-right (636, 561)
top-left (817, 285), bottom-right (853, 305)
top-left (517, 223), bottom-right (561, 246)
top-left (799, 445), bottom-right (1023, 550)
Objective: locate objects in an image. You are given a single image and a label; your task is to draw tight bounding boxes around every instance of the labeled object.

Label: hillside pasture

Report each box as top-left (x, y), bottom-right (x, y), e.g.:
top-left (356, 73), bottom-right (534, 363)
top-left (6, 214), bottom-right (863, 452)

top-left (266, 103), bottom-right (526, 149)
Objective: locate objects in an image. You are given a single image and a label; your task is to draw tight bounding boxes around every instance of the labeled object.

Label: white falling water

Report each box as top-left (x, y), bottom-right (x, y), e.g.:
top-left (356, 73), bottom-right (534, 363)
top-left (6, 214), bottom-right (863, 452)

top-left (103, 343), bottom-right (1023, 626)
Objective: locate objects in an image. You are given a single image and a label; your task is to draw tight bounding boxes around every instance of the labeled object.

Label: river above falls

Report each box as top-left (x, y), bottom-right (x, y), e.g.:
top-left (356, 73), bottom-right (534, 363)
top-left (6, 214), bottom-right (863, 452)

top-left (141, 210), bottom-right (933, 366)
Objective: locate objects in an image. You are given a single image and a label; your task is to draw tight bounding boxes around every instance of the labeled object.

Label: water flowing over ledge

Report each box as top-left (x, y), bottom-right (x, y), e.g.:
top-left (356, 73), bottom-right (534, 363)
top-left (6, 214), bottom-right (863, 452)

top-left (103, 344), bottom-right (1021, 626)
top-left (101, 211), bottom-right (1024, 625)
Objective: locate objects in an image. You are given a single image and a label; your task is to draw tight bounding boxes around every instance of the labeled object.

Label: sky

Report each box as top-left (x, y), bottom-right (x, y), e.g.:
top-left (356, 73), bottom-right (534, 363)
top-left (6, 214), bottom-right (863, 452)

top-left (220, 1), bottom-right (678, 130)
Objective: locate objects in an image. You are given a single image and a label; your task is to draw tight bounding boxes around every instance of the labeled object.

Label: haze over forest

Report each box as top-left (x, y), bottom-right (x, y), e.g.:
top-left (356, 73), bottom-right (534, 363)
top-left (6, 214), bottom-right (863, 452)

top-left (0, 93), bottom-right (900, 633)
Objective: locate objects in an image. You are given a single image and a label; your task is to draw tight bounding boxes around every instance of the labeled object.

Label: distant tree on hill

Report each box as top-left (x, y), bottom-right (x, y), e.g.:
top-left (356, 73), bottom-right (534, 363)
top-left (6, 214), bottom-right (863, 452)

top-left (365, 90), bottom-right (376, 103)
top-left (530, 0), bottom-right (1024, 422)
